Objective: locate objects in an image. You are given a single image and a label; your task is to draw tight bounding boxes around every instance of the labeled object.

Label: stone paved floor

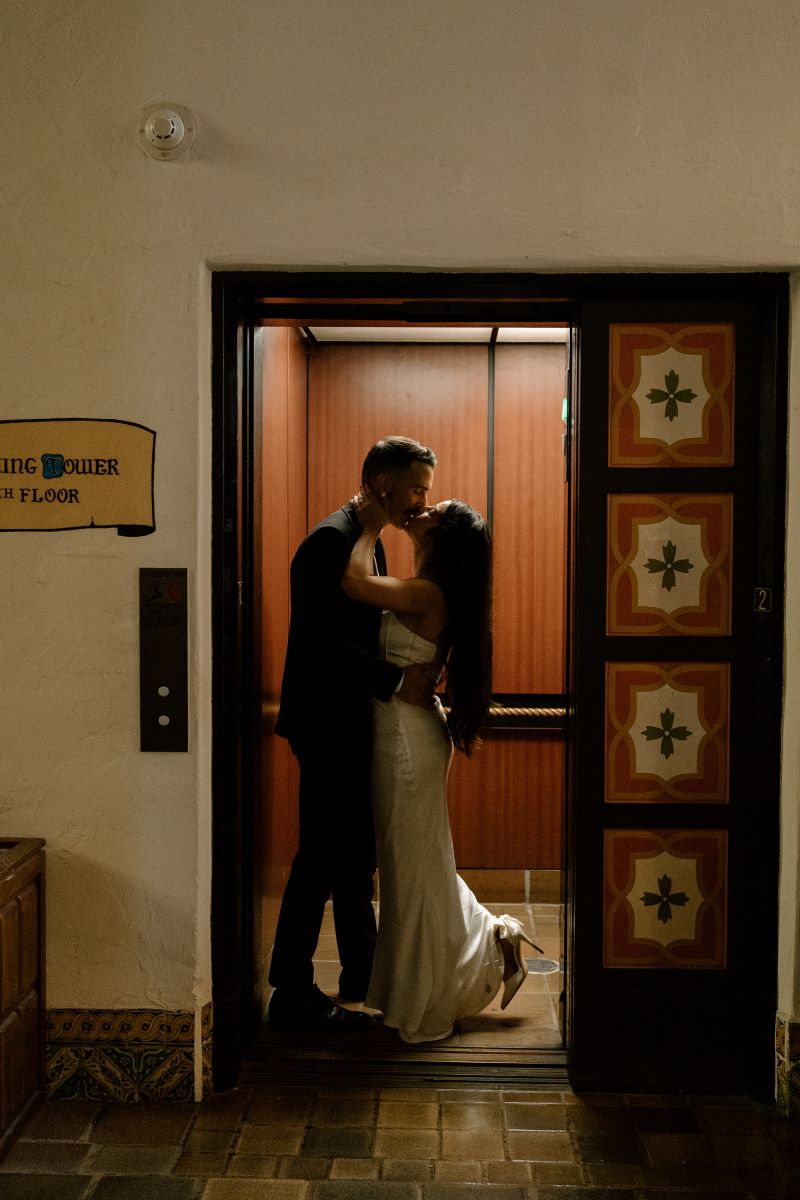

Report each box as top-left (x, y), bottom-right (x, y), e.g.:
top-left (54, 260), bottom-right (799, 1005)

top-left (2, 1084), bottom-right (798, 1198)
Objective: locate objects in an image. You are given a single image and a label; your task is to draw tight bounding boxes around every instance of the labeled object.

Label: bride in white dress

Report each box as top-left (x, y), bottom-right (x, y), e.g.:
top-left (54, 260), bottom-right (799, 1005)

top-left (343, 493), bottom-right (540, 1044)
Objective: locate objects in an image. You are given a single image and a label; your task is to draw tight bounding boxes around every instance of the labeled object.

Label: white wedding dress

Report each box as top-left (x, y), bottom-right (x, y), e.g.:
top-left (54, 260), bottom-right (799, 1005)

top-left (365, 610), bottom-right (504, 1043)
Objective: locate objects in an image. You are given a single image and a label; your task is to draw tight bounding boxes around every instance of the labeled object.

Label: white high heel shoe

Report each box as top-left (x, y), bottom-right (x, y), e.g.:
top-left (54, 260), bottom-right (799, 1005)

top-left (496, 914), bottom-right (543, 1011)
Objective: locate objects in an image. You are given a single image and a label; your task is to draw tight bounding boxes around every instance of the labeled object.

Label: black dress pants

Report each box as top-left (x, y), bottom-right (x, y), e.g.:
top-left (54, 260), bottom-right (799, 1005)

top-left (268, 732), bottom-right (378, 999)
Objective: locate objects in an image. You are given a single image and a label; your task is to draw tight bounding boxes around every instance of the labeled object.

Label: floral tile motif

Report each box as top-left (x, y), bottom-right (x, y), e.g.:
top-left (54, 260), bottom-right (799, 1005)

top-left (45, 1005), bottom-right (207, 1101)
top-left (47, 1044), bottom-right (194, 1102)
top-left (607, 494), bottom-right (732, 635)
top-left (609, 323), bottom-right (734, 466)
top-left (604, 829), bottom-right (727, 968)
top-left (606, 663), bottom-right (729, 803)
top-left (45, 1044), bottom-right (83, 1097)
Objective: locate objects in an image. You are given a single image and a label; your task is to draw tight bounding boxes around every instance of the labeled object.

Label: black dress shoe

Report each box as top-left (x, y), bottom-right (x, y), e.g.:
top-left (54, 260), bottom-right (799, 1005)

top-left (268, 985), bottom-right (379, 1032)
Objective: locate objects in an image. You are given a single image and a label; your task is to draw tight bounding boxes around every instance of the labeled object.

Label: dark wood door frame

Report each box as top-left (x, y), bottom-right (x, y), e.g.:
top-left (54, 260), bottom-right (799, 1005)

top-left (210, 271), bottom-right (787, 1095)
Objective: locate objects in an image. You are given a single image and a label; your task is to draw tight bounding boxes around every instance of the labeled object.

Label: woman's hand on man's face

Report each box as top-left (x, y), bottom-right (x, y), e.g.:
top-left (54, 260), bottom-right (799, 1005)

top-left (352, 487), bottom-right (388, 534)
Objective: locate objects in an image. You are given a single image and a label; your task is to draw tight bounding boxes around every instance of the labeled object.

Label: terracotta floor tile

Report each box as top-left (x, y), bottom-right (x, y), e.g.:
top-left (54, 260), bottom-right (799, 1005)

top-left (584, 1160), bottom-right (645, 1186)
top-left (503, 1102), bottom-right (568, 1130)
top-left (451, 1024), bottom-right (560, 1049)
top-left (0, 1176), bottom-right (92, 1200)
top-left (377, 1101), bottom-right (439, 1128)
top-left (18, 1100), bottom-right (102, 1142)
top-left (173, 1151), bottom-right (230, 1175)
top-left (192, 1093), bottom-right (251, 1130)
top-left (372, 1127), bottom-right (439, 1159)
top-left (6, 1077), bottom-right (795, 1200)
top-left (694, 1104), bottom-right (778, 1135)
top-left (629, 1104), bottom-right (701, 1134)
top-left (90, 1104), bottom-right (194, 1144)
top-left (484, 1158), bottom-right (532, 1183)
top-left (225, 1154), bottom-right (279, 1177)
top-left (441, 1102), bottom-right (503, 1130)
top-left (706, 1132), bottom-right (781, 1165)
top-left (736, 1160), bottom-right (799, 1194)
top-left (246, 1097), bottom-right (314, 1126)
top-left (0, 1140), bottom-right (92, 1174)
top-left (276, 1156), bottom-right (330, 1179)
top-left (564, 1093), bottom-right (628, 1108)
top-left (571, 1129), bottom-right (643, 1164)
top-left (236, 1126), bottom-right (306, 1155)
top-left (566, 1106), bottom-right (636, 1134)
top-left (640, 1131), bottom-right (716, 1166)
top-left (312, 1183), bottom-right (419, 1199)
top-left (423, 1185), bottom-right (526, 1199)
top-left (89, 1179), bottom-right (205, 1200)
top-left (434, 1160), bottom-right (483, 1182)
top-left (301, 1128), bottom-right (373, 1158)
top-left (328, 1157), bottom-right (380, 1179)
top-left (773, 1122), bottom-right (800, 1167)
top-left (85, 1144), bottom-right (181, 1174)
top-left (505, 1130), bottom-right (575, 1162)
top-left (381, 1157), bottom-right (434, 1180)
top-left (309, 1099), bottom-right (376, 1127)
top-left (531, 1159), bottom-right (585, 1185)
top-left (193, 1105), bottom-right (247, 1131)
top-left (639, 1161), bottom-right (746, 1190)
top-left (440, 1128), bottom-right (506, 1160)
top-left (203, 1181), bottom-right (311, 1199)
top-left (183, 1130), bottom-right (236, 1153)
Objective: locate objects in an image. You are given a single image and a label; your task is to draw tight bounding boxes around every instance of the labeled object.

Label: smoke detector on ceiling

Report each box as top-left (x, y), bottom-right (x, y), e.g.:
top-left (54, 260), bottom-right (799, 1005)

top-left (138, 104), bottom-right (196, 161)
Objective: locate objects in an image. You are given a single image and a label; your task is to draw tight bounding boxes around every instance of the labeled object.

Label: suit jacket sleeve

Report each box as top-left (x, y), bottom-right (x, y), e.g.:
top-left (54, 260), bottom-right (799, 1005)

top-left (291, 524), bottom-right (402, 700)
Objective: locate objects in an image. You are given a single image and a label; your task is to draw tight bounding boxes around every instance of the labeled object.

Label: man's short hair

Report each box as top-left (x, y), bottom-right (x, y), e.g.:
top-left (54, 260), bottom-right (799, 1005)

top-left (362, 436), bottom-right (437, 482)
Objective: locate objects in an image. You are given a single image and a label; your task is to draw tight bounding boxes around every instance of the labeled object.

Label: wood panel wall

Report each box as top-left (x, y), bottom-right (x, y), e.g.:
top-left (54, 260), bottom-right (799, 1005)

top-left (257, 326), bottom-right (306, 999)
top-left (308, 343), bottom-right (488, 580)
top-left (261, 337), bottom-right (567, 887)
top-left (444, 342), bottom-right (567, 870)
top-left (493, 343), bottom-right (567, 693)
top-left (448, 735), bottom-right (564, 868)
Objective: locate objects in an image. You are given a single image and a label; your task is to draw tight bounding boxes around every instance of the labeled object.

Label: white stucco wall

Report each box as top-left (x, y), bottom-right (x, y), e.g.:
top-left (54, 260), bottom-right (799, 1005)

top-left (1, 0), bottom-right (799, 1022)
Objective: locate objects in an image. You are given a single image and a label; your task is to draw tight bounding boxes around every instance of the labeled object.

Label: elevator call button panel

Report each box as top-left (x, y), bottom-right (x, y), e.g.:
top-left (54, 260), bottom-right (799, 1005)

top-left (139, 567), bottom-right (188, 751)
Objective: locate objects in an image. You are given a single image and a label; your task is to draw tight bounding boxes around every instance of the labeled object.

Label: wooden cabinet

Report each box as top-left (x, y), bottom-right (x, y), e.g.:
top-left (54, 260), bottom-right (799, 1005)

top-left (0, 839), bottom-right (44, 1157)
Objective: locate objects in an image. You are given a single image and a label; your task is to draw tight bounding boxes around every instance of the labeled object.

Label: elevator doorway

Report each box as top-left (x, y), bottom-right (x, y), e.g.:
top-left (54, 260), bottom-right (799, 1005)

top-left (211, 271), bottom-right (786, 1099)
top-left (253, 321), bottom-right (569, 1078)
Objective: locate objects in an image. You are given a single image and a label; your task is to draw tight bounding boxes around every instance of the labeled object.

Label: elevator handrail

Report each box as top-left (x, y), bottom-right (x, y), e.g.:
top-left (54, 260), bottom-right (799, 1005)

top-left (260, 698), bottom-right (566, 729)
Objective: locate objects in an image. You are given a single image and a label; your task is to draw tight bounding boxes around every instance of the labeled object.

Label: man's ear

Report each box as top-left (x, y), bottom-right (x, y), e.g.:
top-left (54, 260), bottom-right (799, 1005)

top-left (375, 472), bottom-right (391, 500)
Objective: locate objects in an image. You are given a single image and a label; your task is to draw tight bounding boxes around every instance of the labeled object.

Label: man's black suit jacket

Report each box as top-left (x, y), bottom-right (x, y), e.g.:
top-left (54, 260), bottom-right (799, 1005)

top-left (275, 502), bottom-right (402, 755)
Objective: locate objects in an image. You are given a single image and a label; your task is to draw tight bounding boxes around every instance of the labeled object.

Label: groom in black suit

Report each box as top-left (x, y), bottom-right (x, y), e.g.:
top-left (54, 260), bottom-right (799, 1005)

top-left (268, 436), bottom-right (437, 1030)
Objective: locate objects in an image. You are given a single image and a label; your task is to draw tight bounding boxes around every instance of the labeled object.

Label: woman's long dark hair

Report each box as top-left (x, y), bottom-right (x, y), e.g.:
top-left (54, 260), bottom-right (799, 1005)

top-left (419, 500), bottom-right (492, 755)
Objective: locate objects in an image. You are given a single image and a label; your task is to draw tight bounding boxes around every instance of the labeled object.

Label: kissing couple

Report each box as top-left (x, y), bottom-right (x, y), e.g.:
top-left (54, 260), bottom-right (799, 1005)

top-left (268, 435), bottom-right (541, 1043)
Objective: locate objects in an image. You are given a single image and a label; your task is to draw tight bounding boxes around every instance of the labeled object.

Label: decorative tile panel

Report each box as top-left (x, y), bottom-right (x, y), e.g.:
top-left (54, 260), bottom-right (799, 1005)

top-left (609, 323), bottom-right (734, 466)
top-left (607, 494), bottom-right (732, 635)
top-left (605, 663), bottom-right (730, 803)
top-left (604, 829), bottom-right (727, 968)
top-left (201, 1001), bottom-right (213, 1093)
top-left (776, 1014), bottom-right (800, 1116)
top-left (45, 1006), bottom-right (208, 1101)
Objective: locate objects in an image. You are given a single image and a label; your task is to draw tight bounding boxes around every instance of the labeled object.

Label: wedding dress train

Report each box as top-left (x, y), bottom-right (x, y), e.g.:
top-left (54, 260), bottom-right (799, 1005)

top-left (365, 610), bottom-right (505, 1043)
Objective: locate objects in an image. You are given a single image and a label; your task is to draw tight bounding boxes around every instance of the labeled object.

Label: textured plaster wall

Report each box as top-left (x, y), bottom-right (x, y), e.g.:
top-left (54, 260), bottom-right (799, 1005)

top-left (1, 0), bottom-right (799, 1018)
